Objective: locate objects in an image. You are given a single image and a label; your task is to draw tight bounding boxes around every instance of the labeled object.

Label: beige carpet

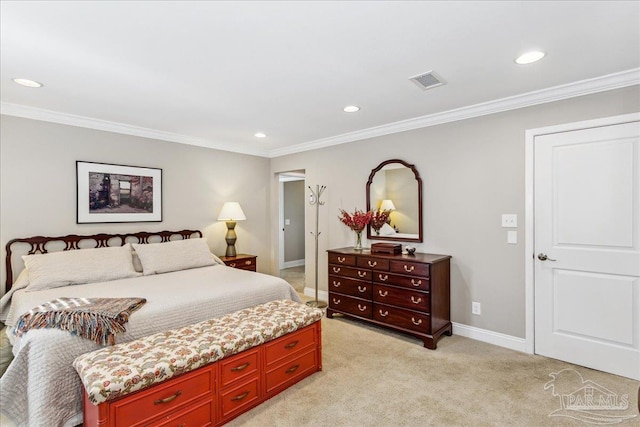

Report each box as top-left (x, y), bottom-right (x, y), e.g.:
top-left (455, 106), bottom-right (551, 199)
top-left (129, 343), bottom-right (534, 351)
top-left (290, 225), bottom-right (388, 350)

top-left (227, 313), bottom-right (639, 426)
top-left (280, 266), bottom-right (305, 293)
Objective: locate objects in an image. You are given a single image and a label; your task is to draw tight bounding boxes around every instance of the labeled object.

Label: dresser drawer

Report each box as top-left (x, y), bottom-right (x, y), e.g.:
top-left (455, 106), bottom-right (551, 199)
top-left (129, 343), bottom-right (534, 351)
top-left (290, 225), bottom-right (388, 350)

top-left (329, 293), bottom-right (372, 318)
top-left (328, 265), bottom-right (371, 281)
top-left (356, 256), bottom-right (390, 271)
top-left (373, 304), bottom-right (431, 333)
top-left (329, 275), bottom-right (371, 299)
top-left (265, 348), bottom-right (318, 395)
top-left (328, 252), bottom-right (357, 266)
top-left (390, 260), bottom-right (430, 277)
top-left (373, 284), bottom-right (430, 312)
top-left (113, 368), bottom-right (213, 427)
top-left (373, 271), bottom-right (430, 291)
top-left (219, 348), bottom-right (259, 388)
top-left (151, 398), bottom-right (213, 427)
top-left (265, 325), bottom-right (316, 368)
top-left (219, 376), bottom-right (261, 420)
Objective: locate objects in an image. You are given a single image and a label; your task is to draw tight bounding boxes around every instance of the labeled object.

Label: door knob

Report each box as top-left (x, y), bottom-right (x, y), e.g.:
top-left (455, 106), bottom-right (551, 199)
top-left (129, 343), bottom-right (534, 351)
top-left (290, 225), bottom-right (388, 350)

top-left (537, 253), bottom-right (557, 262)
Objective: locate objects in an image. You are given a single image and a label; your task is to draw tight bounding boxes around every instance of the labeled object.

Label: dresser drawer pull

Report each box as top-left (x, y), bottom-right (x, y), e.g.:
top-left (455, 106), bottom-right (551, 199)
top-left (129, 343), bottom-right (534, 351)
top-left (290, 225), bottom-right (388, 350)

top-left (154, 390), bottom-right (182, 405)
top-left (284, 340), bottom-right (299, 349)
top-left (411, 279), bottom-right (422, 287)
top-left (367, 260), bottom-right (377, 267)
top-left (229, 263), bottom-right (237, 268)
top-left (332, 281), bottom-right (341, 288)
top-left (403, 265), bottom-right (415, 273)
top-left (358, 286), bottom-right (367, 293)
top-left (357, 304), bottom-right (367, 312)
top-left (285, 364), bottom-right (300, 374)
top-left (410, 296), bottom-right (422, 304)
top-left (332, 298), bottom-right (341, 304)
top-left (379, 309), bottom-right (389, 317)
top-left (378, 290), bottom-right (388, 297)
top-left (379, 274), bottom-right (389, 282)
top-left (411, 317), bottom-right (423, 326)
top-left (231, 362), bottom-right (250, 372)
top-left (231, 391), bottom-right (250, 401)
top-left (357, 271), bottom-right (367, 278)
top-left (332, 267), bottom-right (341, 273)
top-left (245, 260), bottom-right (252, 265)
top-left (337, 256), bottom-right (346, 263)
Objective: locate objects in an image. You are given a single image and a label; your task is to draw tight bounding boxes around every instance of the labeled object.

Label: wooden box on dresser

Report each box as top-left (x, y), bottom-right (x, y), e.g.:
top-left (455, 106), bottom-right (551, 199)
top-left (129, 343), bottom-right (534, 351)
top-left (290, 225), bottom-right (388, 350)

top-left (326, 247), bottom-right (452, 349)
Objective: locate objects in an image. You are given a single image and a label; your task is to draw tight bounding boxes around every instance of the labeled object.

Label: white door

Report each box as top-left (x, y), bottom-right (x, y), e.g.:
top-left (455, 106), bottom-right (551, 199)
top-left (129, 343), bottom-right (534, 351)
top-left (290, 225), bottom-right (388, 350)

top-left (534, 119), bottom-right (640, 380)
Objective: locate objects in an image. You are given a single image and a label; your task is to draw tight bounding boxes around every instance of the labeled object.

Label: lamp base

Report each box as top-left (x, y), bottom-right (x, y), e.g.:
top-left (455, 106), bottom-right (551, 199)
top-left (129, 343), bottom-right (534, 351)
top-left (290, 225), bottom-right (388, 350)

top-left (305, 300), bottom-right (327, 309)
top-left (224, 221), bottom-right (237, 257)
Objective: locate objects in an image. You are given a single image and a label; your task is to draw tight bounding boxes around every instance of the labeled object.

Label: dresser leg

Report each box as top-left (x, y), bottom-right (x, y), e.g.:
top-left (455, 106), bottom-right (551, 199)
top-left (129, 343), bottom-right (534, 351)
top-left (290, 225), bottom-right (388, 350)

top-left (326, 308), bottom-right (334, 319)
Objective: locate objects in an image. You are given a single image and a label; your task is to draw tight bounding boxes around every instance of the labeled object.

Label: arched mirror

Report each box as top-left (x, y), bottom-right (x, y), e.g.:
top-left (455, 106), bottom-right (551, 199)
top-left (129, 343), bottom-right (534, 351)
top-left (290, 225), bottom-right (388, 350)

top-left (366, 159), bottom-right (423, 243)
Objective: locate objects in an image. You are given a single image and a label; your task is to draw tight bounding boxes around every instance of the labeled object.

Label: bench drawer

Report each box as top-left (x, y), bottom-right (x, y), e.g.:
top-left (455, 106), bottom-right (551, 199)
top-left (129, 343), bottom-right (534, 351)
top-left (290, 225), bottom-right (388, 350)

top-left (219, 377), bottom-right (261, 420)
top-left (219, 348), bottom-right (259, 388)
top-left (151, 398), bottom-right (213, 427)
top-left (112, 367), bottom-right (213, 427)
top-left (265, 349), bottom-right (318, 395)
top-left (265, 325), bottom-right (316, 368)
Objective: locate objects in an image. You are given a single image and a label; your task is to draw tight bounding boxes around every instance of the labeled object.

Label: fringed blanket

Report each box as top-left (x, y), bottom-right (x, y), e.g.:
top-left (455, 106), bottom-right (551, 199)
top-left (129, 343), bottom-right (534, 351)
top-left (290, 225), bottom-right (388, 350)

top-left (13, 297), bottom-right (146, 345)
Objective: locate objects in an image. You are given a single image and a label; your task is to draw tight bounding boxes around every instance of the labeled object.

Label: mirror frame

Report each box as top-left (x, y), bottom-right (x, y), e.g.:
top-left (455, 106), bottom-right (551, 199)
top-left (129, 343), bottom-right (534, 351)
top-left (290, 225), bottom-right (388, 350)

top-left (366, 159), bottom-right (423, 243)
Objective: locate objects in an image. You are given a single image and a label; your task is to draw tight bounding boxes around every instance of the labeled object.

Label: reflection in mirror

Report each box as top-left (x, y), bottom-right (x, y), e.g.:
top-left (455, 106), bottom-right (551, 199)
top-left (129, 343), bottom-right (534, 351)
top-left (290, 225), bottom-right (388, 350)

top-left (366, 159), bottom-right (422, 243)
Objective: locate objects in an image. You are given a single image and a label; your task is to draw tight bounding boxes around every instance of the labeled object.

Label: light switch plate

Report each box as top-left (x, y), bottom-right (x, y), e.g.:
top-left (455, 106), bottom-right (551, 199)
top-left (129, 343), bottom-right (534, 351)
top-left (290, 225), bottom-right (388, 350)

top-left (285, 219), bottom-right (291, 225)
top-left (501, 214), bottom-right (517, 228)
top-left (507, 230), bottom-right (517, 244)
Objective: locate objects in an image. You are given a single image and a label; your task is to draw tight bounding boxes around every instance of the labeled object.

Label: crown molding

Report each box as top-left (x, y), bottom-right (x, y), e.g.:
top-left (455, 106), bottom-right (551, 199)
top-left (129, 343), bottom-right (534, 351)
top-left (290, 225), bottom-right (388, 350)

top-left (2, 68), bottom-right (638, 159)
top-left (267, 68), bottom-right (640, 158)
top-left (0, 103), bottom-right (270, 157)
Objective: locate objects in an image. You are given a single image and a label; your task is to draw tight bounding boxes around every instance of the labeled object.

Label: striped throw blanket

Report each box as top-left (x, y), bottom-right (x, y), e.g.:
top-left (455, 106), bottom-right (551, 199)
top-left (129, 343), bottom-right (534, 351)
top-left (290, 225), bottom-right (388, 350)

top-left (13, 297), bottom-right (146, 345)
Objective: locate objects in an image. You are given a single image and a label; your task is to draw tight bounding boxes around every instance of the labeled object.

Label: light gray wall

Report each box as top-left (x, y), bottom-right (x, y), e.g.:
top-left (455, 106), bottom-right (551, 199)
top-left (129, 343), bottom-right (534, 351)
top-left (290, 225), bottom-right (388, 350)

top-left (0, 116), bottom-right (271, 292)
top-left (270, 86), bottom-right (640, 339)
top-left (283, 180), bottom-right (305, 263)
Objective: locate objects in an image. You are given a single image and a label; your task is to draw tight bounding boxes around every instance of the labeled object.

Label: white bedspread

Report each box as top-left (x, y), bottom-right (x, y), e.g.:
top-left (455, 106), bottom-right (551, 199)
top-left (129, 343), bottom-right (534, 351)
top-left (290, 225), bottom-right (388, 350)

top-left (0, 265), bottom-right (300, 427)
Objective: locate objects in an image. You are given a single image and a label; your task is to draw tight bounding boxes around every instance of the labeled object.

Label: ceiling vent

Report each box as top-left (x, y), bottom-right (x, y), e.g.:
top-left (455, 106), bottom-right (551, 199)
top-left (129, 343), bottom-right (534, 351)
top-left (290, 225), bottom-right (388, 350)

top-left (409, 71), bottom-right (445, 91)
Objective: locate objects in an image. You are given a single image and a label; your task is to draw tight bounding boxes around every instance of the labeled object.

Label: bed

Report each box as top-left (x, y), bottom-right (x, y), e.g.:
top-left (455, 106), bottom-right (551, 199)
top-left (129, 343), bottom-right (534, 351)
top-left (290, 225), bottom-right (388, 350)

top-left (0, 230), bottom-right (301, 427)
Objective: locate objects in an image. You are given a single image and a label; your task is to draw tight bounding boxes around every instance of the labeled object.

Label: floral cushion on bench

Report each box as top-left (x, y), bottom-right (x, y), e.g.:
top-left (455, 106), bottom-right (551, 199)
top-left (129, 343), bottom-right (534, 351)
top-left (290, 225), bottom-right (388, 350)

top-left (73, 299), bottom-right (323, 405)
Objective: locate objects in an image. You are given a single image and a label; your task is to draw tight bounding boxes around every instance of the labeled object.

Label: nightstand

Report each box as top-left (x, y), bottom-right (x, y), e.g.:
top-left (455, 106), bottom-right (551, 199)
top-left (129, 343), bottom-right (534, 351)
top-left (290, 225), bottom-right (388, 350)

top-left (219, 254), bottom-right (257, 272)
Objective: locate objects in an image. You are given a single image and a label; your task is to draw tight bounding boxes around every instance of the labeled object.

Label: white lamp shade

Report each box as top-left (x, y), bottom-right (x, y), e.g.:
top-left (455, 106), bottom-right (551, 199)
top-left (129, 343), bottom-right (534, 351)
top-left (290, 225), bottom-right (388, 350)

top-left (217, 202), bottom-right (246, 221)
top-left (380, 199), bottom-right (396, 211)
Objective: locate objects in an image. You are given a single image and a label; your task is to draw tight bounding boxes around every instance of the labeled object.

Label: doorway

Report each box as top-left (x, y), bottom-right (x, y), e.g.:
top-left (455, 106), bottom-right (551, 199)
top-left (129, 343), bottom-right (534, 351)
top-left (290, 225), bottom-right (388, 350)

top-left (526, 113), bottom-right (639, 380)
top-left (278, 171), bottom-right (306, 294)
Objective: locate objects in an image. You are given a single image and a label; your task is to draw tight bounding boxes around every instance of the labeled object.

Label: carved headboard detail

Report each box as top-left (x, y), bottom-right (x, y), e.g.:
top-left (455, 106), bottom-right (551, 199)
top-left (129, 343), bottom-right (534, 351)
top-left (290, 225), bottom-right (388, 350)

top-left (5, 229), bottom-right (202, 291)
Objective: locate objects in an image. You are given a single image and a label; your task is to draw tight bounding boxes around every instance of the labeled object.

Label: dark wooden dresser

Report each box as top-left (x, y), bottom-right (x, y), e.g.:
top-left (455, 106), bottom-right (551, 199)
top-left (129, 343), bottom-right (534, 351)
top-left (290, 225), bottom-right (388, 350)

top-left (326, 247), bottom-right (452, 349)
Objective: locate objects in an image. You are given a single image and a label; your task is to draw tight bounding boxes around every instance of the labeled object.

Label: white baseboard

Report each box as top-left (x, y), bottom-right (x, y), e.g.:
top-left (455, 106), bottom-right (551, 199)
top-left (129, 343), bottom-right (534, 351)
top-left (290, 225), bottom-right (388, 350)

top-left (303, 287), bottom-right (328, 302)
top-left (452, 322), bottom-right (527, 353)
top-left (282, 259), bottom-right (305, 269)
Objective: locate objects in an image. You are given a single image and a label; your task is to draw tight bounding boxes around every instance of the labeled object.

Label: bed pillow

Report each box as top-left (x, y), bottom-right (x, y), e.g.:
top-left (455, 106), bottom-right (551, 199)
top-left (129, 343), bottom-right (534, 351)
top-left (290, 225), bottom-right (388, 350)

top-left (132, 238), bottom-right (216, 275)
top-left (380, 222), bottom-right (396, 236)
top-left (23, 244), bottom-right (140, 292)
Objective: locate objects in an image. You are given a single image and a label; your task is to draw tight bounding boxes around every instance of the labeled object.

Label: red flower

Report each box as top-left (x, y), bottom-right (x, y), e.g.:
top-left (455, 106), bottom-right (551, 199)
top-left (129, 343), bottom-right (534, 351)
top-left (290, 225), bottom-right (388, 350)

top-left (370, 210), bottom-right (391, 231)
top-left (338, 209), bottom-right (373, 232)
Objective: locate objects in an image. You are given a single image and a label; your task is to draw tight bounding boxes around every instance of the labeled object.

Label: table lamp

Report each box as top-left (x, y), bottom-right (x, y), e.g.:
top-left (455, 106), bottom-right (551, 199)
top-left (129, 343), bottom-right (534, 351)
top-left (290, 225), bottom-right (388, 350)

top-left (217, 202), bottom-right (246, 257)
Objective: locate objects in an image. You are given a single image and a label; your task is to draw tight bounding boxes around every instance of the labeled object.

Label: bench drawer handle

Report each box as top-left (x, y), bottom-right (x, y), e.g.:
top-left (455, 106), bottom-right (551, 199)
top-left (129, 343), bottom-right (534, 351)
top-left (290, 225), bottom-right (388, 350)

top-left (154, 390), bottom-right (182, 405)
top-left (378, 290), bottom-right (388, 297)
top-left (403, 265), bottom-right (415, 273)
top-left (285, 364), bottom-right (300, 374)
top-left (332, 280), bottom-right (341, 287)
top-left (411, 317), bottom-right (423, 326)
top-left (411, 296), bottom-right (422, 304)
top-left (411, 279), bottom-right (422, 287)
top-left (358, 286), bottom-right (367, 293)
top-left (367, 260), bottom-right (377, 267)
top-left (337, 256), bottom-right (346, 263)
top-left (332, 267), bottom-right (341, 273)
top-left (379, 274), bottom-right (388, 282)
top-left (231, 362), bottom-right (250, 372)
top-left (231, 391), bottom-right (250, 401)
top-left (284, 340), bottom-right (299, 349)
top-left (379, 310), bottom-right (389, 317)
top-left (357, 271), bottom-right (367, 278)
top-left (357, 304), bottom-right (367, 312)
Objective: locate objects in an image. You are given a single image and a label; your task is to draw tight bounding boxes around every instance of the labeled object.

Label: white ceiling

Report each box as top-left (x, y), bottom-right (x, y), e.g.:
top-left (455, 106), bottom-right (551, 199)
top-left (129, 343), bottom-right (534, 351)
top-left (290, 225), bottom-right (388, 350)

top-left (1, 1), bottom-right (639, 158)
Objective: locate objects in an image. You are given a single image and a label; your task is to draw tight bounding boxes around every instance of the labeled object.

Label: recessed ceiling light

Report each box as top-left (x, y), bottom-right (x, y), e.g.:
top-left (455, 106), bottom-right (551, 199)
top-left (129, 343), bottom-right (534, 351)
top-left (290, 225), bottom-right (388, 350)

top-left (254, 132), bottom-right (267, 138)
top-left (515, 51), bottom-right (546, 65)
top-left (13, 78), bottom-right (43, 88)
top-left (343, 105), bottom-right (360, 113)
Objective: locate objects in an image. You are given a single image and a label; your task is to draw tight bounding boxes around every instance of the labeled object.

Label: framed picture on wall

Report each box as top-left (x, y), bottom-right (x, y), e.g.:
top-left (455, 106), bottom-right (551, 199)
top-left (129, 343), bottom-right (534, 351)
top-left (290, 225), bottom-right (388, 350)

top-left (76, 161), bottom-right (162, 223)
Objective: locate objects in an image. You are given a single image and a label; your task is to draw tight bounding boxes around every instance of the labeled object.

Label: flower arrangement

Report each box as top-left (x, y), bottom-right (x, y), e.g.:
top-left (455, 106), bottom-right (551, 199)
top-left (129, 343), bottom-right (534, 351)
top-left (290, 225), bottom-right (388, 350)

top-left (370, 210), bottom-right (391, 234)
top-left (338, 208), bottom-right (372, 232)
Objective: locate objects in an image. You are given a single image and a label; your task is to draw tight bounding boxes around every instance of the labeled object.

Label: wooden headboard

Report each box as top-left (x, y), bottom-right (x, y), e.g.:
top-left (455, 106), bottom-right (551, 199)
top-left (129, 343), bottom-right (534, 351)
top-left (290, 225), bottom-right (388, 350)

top-left (5, 229), bottom-right (202, 291)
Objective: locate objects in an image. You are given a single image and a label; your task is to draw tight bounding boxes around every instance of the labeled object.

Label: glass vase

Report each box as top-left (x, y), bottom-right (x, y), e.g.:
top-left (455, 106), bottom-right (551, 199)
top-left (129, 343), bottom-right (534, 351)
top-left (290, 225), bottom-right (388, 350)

top-left (354, 230), bottom-right (363, 250)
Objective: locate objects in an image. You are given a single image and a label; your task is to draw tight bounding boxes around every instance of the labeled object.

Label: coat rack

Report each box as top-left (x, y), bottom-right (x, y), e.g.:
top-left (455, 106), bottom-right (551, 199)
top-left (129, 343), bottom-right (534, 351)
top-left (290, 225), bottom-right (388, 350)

top-left (307, 184), bottom-right (327, 308)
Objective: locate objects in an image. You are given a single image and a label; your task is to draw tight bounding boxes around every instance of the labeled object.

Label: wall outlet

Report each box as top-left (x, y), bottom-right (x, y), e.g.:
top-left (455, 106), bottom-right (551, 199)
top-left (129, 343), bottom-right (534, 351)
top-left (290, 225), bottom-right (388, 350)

top-left (472, 302), bottom-right (481, 315)
top-left (501, 214), bottom-right (517, 228)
